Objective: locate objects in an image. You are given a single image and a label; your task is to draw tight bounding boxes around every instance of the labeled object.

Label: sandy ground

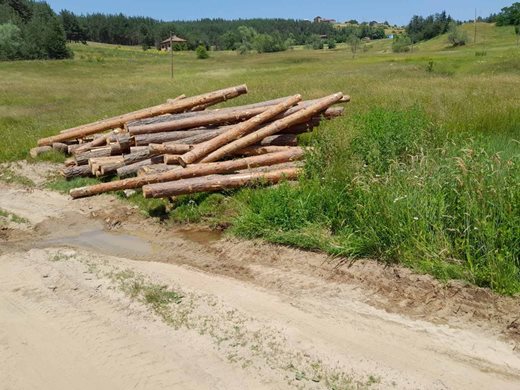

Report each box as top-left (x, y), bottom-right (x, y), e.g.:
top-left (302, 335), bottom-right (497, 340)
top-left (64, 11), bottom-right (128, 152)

top-left (1, 162), bottom-right (520, 389)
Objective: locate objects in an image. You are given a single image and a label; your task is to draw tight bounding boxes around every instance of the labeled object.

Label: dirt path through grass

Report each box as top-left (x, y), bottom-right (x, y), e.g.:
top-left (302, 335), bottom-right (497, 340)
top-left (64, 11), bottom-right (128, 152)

top-left (1, 165), bottom-right (520, 389)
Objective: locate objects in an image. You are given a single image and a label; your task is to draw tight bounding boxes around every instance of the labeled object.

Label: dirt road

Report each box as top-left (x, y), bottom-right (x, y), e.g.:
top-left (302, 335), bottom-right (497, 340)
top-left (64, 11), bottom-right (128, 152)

top-left (1, 162), bottom-right (520, 389)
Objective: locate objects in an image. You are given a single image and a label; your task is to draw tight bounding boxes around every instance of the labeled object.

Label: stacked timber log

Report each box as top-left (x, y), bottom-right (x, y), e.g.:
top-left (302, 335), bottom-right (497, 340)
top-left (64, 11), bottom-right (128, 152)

top-left (31, 85), bottom-right (349, 200)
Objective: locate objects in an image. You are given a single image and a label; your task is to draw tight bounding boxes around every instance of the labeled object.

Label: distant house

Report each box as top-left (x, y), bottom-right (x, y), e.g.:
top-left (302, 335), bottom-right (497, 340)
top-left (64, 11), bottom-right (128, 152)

top-left (387, 34), bottom-right (394, 39)
top-left (314, 16), bottom-right (336, 24)
top-left (160, 35), bottom-right (187, 51)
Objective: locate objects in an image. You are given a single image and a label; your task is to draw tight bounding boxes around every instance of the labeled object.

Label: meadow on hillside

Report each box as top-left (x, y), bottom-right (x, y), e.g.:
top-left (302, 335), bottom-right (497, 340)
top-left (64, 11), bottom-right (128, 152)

top-left (1, 23), bottom-right (519, 293)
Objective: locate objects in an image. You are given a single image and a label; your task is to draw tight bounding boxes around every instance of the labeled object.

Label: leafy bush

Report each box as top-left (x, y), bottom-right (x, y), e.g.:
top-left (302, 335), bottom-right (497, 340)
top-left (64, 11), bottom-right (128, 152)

top-left (0, 23), bottom-right (24, 60)
top-left (447, 22), bottom-right (468, 47)
top-left (327, 39), bottom-right (337, 49)
top-left (253, 32), bottom-right (287, 53)
top-left (392, 34), bottom-right (412, 52)
top-left (195, 44), bottom-right (209, 59)
top-left (306, 34), bottom-right (323, 50)
top-left (0, 0), bottom-right (72, 60)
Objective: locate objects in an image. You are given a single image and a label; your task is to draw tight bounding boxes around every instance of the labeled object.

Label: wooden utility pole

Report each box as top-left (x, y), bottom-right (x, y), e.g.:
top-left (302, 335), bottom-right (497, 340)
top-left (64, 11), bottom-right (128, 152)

top-left (170, 31), bottom-right (174, 78)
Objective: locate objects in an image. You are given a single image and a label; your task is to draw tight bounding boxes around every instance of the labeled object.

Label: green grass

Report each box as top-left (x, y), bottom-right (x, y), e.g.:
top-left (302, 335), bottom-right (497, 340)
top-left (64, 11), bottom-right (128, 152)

top-left (1, 23), bottom-right (519, 294)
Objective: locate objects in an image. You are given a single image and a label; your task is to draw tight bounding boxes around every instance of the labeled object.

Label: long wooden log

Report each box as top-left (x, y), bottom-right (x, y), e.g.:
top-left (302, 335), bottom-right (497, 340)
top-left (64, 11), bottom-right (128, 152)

top-left (128, 105), bottom-right (270, 135)
top-left (229, 145), bottom-right (296, 156)
top-left (133, 127), bottom-right (224, 146)
top-left (199, 93), bottom-right (343, 163)
top-left (75, 144), bottom-right (123, 166)
top-left (37, 85), bottom-right (248, 146)
top-left (61, 165), bottom-right (94, 180)
top-left (70, 148), bottom-right (304, 199)
top-left (143, 167), bottom-right (300, 198)
top-left (138, 96), bottom-right (293, 127)
top-left (148, 143), bottom-right (193, 155)
top-left (178, 95), bottom-right (301, 167)
top-left (138, 164), bottom-right (179, 176)
top-left (116, 155), bottom-right (164, 178)
top-left (259, 134), bottom-right (298, 146)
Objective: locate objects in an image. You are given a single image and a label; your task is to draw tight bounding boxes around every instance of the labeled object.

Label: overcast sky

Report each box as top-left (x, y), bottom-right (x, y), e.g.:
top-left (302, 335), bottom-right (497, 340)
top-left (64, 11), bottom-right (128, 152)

top-left (44, 1), bottom-right (513, 25)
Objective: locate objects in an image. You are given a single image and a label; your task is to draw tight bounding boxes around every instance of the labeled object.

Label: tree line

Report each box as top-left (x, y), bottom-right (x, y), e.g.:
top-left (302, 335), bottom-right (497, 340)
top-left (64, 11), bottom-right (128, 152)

top-left (0, 0), bottom-right (71, 60)
top-left (67, 13), bottom-right (386, 51)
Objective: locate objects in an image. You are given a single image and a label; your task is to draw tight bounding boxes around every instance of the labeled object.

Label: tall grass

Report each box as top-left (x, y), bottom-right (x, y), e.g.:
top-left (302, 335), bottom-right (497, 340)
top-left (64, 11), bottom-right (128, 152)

top-left (232, 108), bottom-right (520, 294)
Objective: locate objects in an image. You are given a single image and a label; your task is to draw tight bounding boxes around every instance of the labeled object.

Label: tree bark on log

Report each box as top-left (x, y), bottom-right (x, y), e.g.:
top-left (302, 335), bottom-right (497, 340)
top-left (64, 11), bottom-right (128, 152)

top-left (70, 148), bottom-right (304, 199)
top-left (148, 143), bottom-right (193, 155)
top-left (137, 96), bottom-right (293, 127)
top-left (199, 93), bottom-right (343, 163)
top-left (37, 85), bottom-right (248, 146)
top-left (178, 95), bottom-right (301, 167)
top-left (163, 155), bottom-right (182, 165)
top-left (259, 134), bottom-right (298, 146)
top-left (29, 146), bottom-right (52, 158)
top-left (133, 127), bottom-right (226, 146)
top-left (116, 155), bottom-right (164, 178)
top-left (52, 142), bottom-right (69, 154)
top-left (128, 105), bottom-right (272, 135)
top-left (61, 165), bottom-right (94, 180)
top-left (229, 145), bottom-right (297, 156)
top-left (138, 164), bottom-right (180, 176)
top-left (75, 144), bottom-right (123, 166)
top-left (143, 167), bottom-right (300, 198)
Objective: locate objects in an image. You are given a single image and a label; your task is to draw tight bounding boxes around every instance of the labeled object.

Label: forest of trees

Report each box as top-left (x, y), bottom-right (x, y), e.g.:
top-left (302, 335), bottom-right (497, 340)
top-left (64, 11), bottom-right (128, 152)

top-left (405, 11), bottom-right (454, 43)
top-left (66, 13), bottom-right (386, 51)
top-left (2, 1), bottom-right (518, 62)
top-left (0, 0), bottom-right (71, 60)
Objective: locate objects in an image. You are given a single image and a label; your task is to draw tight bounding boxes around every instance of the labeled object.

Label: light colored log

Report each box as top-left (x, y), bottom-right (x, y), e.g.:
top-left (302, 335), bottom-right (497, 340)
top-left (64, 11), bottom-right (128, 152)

top-left (30, 146), bottom-right (52, 158)
top-left (229, 145), bottom-right (296, 156)
top-left (199, 93), bottom-right (343, 164)
top-left (37, 85), bottom-right (248, 146)
top-left (116, 155), bottom-right (164, 178)
top-left (140, 96), bottom-right (293, 127)
top-left (138, 164), bottom-right (179, 176)
top-left (133, 128), bottom-right (224, 146)
top-left (52, 142), bottom-right (69, 154)
top-left (178, 95), bottom-right (301, 167)
top-left (61, 165), bottom-right (93, 180)
top-left (128, 105), bottom-right (271, 135)
top-left (148, 143), bottom-right (193, 155)
top-left (143, 167), bottom-right (300, 198)
top-left (70, 148), bottom-right (304, 199)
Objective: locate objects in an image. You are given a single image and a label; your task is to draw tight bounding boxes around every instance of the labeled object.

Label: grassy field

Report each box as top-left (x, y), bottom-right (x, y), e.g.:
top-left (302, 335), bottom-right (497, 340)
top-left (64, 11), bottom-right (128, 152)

top-left (1, 23), bottom-right (519, 293)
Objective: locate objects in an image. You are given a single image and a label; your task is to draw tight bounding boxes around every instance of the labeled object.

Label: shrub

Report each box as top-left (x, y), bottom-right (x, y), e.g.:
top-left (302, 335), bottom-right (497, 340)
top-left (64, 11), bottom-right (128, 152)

top-left (306, 34), bottom-right (323, 50)
top-left (327, 39), bottom-right (337, 49)
top-left (392, 34), bottom-right (412, 52)
top-left (447, 22), bottom-right (468, 47)
top-left (253, 33), bottom-right (287, 53)
top-left (195, 44), bottom-right (209, 59)
top-left (0, 23), bottom-right (25, 60)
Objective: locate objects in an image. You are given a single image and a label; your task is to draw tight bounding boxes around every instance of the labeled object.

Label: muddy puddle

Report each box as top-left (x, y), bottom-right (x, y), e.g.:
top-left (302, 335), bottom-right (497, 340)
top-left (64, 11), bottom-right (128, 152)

top-left (176, 229), bottom-right (223, 245)
top-left (37, 229), bottom-right (156, 259)
top-left (32, 225), bottom-right (223, 261)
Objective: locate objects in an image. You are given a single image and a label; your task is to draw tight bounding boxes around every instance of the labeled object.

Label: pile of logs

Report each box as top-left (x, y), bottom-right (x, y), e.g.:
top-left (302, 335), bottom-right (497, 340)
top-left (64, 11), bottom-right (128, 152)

top-left (32, 85), bottom-right (349, 200)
